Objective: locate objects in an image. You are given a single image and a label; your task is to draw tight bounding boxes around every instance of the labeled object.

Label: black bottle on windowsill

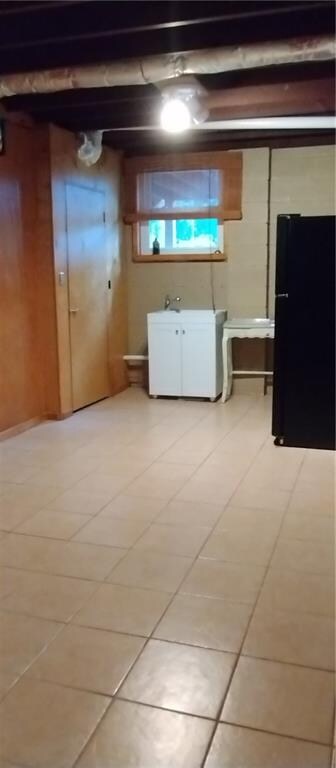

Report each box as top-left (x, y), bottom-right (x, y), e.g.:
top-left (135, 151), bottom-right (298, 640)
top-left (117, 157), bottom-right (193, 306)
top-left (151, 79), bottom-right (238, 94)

top-left (152, 237), bottom-right (160, 255)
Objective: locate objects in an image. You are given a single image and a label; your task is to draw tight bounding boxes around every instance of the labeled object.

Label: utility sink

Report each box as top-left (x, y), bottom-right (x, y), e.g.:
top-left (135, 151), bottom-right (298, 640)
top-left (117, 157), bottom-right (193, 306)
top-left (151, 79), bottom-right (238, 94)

top-left (148, 309), bottom-right (226, 324)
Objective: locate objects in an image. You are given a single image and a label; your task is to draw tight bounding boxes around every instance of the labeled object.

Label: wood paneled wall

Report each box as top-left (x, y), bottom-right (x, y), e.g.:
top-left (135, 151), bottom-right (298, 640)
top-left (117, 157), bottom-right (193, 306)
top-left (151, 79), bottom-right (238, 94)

top-left (0, 121), bottom-right (128, 435)
top-left (49, 125), bottom-right (128, 416)
top-left (0, 121), bottom-right (59, 434)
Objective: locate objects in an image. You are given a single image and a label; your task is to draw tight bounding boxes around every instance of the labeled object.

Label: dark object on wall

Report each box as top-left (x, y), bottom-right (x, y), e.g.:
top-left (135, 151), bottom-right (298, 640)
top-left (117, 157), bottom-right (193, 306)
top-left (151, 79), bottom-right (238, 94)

top-left (272, 214), bottom-right (335, 450)
top-left (0, 121), bottom-right (4, 154)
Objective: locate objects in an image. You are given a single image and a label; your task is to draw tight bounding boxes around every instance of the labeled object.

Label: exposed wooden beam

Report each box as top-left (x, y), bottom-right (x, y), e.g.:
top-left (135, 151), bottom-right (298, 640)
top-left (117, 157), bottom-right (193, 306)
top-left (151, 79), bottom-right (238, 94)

top-left (206, 78), bottom-right (335, 118)
top-left (43, 77), bottom-right (334, 133)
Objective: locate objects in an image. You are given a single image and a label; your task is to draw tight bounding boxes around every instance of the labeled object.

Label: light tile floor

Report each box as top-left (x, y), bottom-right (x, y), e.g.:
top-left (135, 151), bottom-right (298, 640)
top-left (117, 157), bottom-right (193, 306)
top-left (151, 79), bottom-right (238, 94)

top-left (0, 388), bottom-right (334, 768)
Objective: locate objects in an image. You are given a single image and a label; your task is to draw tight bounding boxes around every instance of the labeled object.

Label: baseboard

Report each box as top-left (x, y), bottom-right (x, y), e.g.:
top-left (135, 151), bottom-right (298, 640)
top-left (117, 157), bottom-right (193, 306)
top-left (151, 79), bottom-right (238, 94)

top-left (0, 417), bottom-right (42, 442)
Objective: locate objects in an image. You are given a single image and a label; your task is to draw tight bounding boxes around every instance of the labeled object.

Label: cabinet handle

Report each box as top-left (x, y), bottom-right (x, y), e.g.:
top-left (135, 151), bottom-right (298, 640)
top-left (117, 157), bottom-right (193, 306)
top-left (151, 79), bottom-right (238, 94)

top-left (182, 330), bottom-right (186, 335)
top-left (175, 330), bottom-right (179, 335)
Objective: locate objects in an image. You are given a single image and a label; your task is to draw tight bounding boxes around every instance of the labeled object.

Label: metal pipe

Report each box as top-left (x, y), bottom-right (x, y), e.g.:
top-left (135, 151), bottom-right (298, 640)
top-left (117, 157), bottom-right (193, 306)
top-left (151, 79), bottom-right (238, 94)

top-left (0, 35), bottom-right (334, 97)
top-left (105, 116), bottom-right (336, 131)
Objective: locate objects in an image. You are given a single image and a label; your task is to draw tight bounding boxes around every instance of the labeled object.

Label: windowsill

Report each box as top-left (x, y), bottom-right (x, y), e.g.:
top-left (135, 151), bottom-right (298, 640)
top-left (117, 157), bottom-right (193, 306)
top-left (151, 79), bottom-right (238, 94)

top-left (133, 252), bottom-right (227, 263)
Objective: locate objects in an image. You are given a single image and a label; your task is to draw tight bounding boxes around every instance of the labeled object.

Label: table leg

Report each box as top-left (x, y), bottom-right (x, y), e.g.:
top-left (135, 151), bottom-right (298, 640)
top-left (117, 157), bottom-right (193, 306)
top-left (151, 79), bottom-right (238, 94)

top-left (221, 335), bottom-right (232, 402)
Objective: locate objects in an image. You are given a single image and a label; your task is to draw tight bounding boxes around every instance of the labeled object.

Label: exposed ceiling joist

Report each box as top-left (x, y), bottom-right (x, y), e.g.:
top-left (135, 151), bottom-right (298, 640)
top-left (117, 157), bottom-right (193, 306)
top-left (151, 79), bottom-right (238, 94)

top-left (0, 0), bottom-right (333, 74)
top-left (0, 0), bottom-right (334, 152)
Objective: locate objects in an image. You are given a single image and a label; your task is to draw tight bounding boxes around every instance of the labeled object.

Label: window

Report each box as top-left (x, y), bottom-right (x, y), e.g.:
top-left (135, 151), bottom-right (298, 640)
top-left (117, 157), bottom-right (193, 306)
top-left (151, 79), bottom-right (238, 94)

top-left (123, 151), bottom-right (242, 262)
top-left (139, 218), bottom-right (224, 257)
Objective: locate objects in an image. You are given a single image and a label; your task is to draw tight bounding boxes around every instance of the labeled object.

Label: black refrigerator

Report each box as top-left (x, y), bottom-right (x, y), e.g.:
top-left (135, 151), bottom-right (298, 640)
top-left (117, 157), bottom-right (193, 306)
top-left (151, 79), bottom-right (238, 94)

top-left (272, 214), bottom-right (335, 450)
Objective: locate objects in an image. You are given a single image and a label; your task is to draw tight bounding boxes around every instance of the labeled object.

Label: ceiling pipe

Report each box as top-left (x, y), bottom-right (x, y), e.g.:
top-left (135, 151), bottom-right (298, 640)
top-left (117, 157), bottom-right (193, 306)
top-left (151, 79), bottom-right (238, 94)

top-left (0, 35), bottom-right (334, 97)
top-left (105, 116), bottom-right (336, 131)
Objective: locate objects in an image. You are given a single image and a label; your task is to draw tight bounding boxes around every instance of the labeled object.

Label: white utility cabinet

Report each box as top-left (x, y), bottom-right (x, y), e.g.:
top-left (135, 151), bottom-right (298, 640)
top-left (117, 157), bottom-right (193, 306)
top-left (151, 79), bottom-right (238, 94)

top-left (147, 310), bottom-right (227, 400)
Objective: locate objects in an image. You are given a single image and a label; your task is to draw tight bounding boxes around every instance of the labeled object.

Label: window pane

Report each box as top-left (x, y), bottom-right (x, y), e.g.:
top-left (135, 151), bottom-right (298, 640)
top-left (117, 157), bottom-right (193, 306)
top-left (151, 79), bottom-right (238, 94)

top-left (140, 218), bottom-right (222, 254)
top-left (138, 169), bottom-right (221, 214)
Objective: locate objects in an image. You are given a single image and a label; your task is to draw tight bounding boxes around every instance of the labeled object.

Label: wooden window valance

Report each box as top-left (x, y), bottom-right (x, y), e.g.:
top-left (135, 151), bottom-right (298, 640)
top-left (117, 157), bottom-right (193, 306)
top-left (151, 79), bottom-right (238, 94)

top-left (123, 151), bottom-right (243, 224)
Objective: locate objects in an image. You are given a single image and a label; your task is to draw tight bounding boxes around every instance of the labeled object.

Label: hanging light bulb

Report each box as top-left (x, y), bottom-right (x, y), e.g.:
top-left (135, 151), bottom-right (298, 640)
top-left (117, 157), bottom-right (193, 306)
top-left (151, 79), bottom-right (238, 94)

top-left (160, 97), bottom-right (191, 133)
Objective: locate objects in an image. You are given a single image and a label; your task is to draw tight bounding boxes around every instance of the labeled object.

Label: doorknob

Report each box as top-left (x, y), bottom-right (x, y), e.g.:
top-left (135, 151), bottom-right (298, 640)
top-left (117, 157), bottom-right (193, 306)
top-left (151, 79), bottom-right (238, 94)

top-left (69, 308), bottom-right (79, 314)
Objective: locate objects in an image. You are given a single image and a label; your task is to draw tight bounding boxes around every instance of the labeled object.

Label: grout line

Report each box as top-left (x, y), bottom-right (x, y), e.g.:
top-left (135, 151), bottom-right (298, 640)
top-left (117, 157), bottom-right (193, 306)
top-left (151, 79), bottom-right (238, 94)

top-left (2, 394), bottom-right (334, 766)
top-left (72, 395), bottom-right (265, 765)
top-left (200, 435), bottom-right (308, 766)
top-left (212, 719), bottom-right (335, 751)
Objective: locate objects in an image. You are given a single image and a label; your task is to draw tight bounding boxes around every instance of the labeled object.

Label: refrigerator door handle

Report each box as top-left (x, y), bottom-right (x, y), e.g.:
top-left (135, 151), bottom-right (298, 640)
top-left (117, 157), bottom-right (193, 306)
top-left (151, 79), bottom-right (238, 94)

top-left (276, 293), bottom-right (289, 298)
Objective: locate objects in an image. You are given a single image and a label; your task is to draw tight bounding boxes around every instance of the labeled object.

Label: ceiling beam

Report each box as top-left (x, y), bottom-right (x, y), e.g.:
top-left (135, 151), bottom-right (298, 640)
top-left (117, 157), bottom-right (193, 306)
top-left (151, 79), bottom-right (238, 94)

top-left (41, 77), bottom-right (334, 133)
top-left (206, 78), bottom-right (335, 118)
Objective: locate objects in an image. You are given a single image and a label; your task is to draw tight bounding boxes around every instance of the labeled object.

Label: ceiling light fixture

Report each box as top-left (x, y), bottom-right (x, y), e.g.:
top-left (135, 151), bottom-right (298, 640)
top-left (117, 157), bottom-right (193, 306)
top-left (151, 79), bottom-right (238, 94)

top-left (160, 98), bottom-right (191, 133)
top-left (160, 78), bottom-right (208, 134)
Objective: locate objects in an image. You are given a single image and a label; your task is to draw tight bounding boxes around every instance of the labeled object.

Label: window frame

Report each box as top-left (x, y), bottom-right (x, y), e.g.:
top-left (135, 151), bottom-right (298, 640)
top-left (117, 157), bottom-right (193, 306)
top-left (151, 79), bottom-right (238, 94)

top-left (123, 150), bottom-right (242, 263)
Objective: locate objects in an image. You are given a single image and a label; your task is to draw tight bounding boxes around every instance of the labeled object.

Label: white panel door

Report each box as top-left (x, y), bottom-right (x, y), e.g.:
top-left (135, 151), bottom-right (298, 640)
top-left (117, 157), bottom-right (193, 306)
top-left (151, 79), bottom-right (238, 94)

top-left (148, 324), bottom-right (182, 396)
top-left (181, 324), bottom-right (213, 397)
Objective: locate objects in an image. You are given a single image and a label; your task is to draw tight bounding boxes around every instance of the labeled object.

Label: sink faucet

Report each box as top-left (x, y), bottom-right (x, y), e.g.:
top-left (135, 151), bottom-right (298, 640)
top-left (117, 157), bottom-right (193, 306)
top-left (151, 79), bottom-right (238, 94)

top-left (164, 295), bottom-right (181, 310)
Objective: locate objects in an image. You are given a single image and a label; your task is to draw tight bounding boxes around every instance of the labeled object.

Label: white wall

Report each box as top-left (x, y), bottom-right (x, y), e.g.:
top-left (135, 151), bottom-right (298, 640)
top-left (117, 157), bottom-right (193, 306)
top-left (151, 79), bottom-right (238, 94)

top-left (269, 145), bottom-right (336, 315)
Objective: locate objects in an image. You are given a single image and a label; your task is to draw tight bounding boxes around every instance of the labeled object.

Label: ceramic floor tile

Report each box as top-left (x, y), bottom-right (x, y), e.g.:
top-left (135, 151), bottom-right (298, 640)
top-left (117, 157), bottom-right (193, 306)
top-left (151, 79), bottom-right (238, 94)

top-left (280, 512), bottom-right (334, 543)
top-left (125, 474), bottom-right (190, 501)
top-left (0, 671), bottom-right (20, 701)
top-left (73, 582), bottom-right (171, 636)
top-left (0, 534), bottom-right (126, 580)
top-left (0, 610), bottom-right (63, 680)
top-left (15, 510), bottom-right (87, 539)
top-left (23, 466), bottom-right (88, 490)
top-left (158, 444), bottom-right (211, 465)
top-left (95, 458), bottom-right (149, 481)
top-left (119, 639), bottom-right (236, 718)
top-left (258, 565), bottom-right (335, 617)
top-left (0, 501), bottom-right (36, 532)
top-left (28, 624), bottom-right (145, 696)
top-left (0, 391), bottom-right (333, 767)
top-left (74, 515), bottom-right (149, 548)
top-left (154, 594), bottom-right (251, 652)
top-left (134, 523), bottom-right (211, 558)
top-left (230, 483), bottom-right (290, 512)
top-left (156, 499), bottom-right (224, 528)
top-left (0, 566), bottom-right (29, 600)
top-left (0, 571), bottom-right (98, 622)
top-left (176, 479), bottom-right (236, 506)
top-left (221, 656), bottom-right (334, 744)
top-left (77, 699), bottom-right (214, 768)
top-left (201, 526), bottom-right (276, 566)
top-left (48, 489), bottom-right (112, 516)
top-left (107, 549), bottom-right (192, 593)
top-left (215, 505), bottom-right (283, 532)
top-left (181, 558), bottom-right (265, 604)
top-left (99, 494), bottom-right (166, 522)
top-left (0, 460), bottom-right (38, 484)
top-left (288, 483), bottom-right (334, 517)
top-left (72, 472), bottom-right (130, 497)
top-left (271, 538), bottom-right (334, 575)
top-left (0, 676), bottom-right (109, 768)
top-left (0, 483), bottom-right (61, 510)
top-left (242, 607), bottom-right (335, 670)
top-left (204, 723), bottom-right (331, 768)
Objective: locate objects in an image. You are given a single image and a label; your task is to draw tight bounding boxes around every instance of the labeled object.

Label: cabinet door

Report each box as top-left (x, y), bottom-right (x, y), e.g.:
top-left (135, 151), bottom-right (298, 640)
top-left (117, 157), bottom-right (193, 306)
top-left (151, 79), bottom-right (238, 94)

top-left (148, 324), bottom-right (182, 396)
top-left (181, 324), bottom-right (214, 397)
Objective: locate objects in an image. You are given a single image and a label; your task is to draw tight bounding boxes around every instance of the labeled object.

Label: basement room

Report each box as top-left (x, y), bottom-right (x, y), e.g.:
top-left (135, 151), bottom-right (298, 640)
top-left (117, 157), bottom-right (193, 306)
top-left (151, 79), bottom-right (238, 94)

top-left (0, 1), bottom-right (335, 766)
